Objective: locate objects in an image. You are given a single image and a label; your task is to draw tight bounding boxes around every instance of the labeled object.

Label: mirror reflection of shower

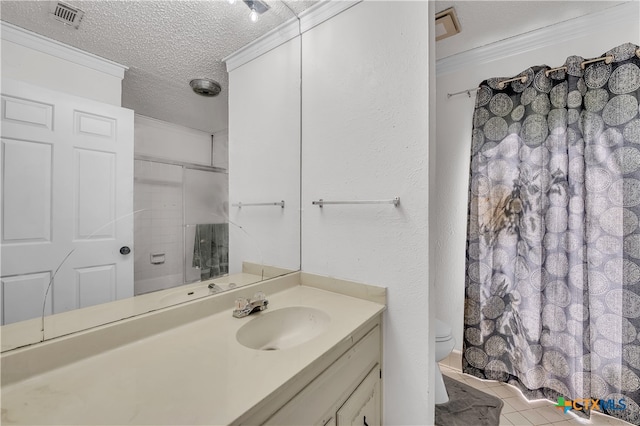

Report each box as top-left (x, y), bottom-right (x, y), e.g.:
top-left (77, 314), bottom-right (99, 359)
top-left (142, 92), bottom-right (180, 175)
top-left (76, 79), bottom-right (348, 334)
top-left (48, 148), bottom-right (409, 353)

top-left (133, 159), bottom-right (229, 296)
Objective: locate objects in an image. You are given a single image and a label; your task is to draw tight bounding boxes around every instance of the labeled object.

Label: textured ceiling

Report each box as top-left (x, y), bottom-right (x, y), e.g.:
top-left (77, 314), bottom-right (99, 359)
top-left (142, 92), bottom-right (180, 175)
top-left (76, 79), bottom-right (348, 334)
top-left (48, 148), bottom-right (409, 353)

top-left (0, 0), bottom-right (317, 134)
top-left (435, 0), bottom-right (631, 61)
top-left (2, 1), bottom-right (631, 134)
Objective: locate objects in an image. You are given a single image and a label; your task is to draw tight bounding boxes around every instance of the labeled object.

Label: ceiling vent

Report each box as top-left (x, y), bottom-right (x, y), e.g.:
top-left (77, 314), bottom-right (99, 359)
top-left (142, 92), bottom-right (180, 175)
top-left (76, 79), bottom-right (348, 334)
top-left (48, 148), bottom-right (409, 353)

top-left (49, 1), bottom-right (85, 29)
top-left (435, 7), bottom-right (461, 41)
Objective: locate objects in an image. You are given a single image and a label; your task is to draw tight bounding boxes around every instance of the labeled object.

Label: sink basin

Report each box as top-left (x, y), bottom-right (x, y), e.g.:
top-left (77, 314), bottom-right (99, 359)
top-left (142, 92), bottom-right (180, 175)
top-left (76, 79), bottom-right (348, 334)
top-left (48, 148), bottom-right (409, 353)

top-left (236, 307), bottom-right (330, 351)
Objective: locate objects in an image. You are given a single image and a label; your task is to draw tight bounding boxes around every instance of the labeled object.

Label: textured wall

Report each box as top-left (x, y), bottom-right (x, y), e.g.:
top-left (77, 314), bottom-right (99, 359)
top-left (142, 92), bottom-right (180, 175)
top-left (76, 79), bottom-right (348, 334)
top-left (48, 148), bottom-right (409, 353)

top-left (301, 2), bottom-right (431, 424)
top-left (434, 3), bottom-right (640, 353)
top-left (228, 37), bottom-right (301, 273)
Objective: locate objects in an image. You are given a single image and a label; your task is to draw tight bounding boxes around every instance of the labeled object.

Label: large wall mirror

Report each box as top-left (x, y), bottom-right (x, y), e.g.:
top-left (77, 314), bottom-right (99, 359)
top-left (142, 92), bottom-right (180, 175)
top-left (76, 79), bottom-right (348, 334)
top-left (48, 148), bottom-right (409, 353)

top-left (0, 0), bottom-right (308, 351)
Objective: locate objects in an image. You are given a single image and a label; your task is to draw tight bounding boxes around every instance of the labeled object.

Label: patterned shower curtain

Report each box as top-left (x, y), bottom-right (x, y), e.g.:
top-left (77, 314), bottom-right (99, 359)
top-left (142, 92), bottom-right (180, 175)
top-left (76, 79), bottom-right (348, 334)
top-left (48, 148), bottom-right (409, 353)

top-left (464, 42), bottom-right (640, 424)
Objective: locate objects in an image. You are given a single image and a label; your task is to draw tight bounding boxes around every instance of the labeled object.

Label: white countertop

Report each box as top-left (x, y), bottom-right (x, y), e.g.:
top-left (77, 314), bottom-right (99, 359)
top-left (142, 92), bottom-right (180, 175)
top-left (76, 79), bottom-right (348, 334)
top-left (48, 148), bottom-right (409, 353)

top-left (1, 280), bottom-right (385, 425)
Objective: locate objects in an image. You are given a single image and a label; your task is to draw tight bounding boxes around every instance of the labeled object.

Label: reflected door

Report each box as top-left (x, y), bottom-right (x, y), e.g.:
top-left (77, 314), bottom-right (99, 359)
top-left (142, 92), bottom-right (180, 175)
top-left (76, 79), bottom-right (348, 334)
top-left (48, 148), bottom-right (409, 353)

top-left (0, 79), bottom-right (134, 325)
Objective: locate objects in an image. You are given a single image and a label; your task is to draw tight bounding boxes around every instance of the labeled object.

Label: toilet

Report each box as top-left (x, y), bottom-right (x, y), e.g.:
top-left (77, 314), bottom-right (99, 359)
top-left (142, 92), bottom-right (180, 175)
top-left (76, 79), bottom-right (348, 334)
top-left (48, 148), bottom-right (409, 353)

top-left (435, 318), bottom-right (456, 404)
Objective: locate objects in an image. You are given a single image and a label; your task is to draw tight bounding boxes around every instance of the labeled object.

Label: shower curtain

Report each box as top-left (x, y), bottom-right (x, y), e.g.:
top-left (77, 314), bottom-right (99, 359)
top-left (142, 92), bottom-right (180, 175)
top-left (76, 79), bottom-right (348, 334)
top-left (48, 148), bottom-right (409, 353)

top-left (464, 42), bottom-right (640, 424)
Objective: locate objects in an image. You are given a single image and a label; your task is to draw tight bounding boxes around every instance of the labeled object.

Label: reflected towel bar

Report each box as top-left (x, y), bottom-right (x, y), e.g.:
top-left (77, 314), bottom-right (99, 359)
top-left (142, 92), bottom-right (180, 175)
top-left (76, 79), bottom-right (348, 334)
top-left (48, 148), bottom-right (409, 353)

top-left (312, 197), bottom-right (400, 207)
top-left (232, 201), bottom-right (285, 208)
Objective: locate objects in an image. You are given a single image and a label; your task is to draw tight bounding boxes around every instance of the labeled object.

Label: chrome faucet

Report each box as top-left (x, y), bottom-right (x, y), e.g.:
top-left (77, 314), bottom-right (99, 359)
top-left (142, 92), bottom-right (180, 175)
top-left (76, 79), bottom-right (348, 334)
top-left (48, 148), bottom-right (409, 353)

top-left (208, 282), bottom-right (224, 294)
top-left (233, 291), bottom-right (268, 318)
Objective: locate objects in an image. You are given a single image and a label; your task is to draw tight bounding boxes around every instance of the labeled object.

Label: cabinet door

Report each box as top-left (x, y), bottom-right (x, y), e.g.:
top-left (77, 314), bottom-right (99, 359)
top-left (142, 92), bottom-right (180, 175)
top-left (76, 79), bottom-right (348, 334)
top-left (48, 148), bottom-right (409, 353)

top-left (336, 365), bottom-right (381, 426)
top-left (263, 326), bottom-right (380, 426)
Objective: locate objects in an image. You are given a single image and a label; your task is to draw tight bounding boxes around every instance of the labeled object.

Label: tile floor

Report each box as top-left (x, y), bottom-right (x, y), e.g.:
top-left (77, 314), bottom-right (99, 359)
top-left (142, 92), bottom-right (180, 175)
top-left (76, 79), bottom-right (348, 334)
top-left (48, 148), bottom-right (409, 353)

top-left (438, 360), bottom-right (634, 426)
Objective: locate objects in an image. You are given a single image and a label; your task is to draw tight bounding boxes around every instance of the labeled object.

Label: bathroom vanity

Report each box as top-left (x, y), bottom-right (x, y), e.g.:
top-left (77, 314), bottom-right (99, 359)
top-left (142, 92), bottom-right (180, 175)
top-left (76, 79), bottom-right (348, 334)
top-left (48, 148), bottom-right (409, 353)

top-left (1, 272), bottom-right (385, 425)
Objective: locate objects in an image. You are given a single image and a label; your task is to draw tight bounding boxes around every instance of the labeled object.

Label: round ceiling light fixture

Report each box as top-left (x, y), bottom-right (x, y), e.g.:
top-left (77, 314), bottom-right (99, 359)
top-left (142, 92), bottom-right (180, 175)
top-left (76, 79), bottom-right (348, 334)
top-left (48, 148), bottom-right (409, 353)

top-left (189, 78), bottom-right (222, 97)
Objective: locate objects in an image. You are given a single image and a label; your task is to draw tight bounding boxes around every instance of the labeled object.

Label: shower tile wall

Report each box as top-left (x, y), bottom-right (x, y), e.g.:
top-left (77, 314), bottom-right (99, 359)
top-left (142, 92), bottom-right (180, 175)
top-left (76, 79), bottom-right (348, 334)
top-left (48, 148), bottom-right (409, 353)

top-left (134, 160), bottom-right (184, 295)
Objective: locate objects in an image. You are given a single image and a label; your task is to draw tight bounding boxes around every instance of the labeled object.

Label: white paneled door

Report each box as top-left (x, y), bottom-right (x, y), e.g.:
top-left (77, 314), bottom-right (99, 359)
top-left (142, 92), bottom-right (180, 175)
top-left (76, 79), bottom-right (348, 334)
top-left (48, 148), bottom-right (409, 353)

top-left (0, 78), bottom-right (134, 325)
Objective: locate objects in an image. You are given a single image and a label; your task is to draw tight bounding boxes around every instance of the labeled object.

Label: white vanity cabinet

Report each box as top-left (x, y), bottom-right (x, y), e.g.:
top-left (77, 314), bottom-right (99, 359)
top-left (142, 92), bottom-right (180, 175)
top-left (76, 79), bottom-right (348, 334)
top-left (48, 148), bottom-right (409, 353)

top-left (336, 366), bottom-right (381, 426)
top-left (260, 321), bottom-right (382, 426)
top-left (2, 278), bottom-right (386, 425)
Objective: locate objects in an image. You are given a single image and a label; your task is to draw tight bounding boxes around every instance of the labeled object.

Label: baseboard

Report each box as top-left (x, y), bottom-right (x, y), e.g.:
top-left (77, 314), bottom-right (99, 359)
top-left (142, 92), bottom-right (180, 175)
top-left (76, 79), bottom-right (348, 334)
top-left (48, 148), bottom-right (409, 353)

top-left (441, 349), bottom-right (462, 372)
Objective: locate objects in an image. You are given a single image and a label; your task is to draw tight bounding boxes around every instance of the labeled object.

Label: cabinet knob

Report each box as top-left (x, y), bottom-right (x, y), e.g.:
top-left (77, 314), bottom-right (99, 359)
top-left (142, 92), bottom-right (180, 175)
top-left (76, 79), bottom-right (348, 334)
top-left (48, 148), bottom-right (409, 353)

top-left (120, 246), bottom-right (131, 255)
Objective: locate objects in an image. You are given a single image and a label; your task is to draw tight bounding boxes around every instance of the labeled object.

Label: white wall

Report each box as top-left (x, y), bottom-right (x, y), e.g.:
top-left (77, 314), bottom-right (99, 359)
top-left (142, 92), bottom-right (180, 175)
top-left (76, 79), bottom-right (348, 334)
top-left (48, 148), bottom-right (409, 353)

top-left (1, 39), bottom-right (122, 106)
top-left (213, 128), bottom-right (229, 171)
top-left (434, 2), bottom-right (640, 353)
top-left (301, 2), bottom-right (431, 424)
top-left (228, 37), bottom-right (301, 273)
top-left (134, 115), bottom-right (217, 167)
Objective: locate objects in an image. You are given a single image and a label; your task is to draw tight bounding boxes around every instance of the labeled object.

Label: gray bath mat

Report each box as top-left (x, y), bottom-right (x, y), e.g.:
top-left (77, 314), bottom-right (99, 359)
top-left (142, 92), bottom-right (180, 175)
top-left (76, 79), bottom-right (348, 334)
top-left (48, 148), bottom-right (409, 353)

top-left (435, 375), bottom-right (504, 426)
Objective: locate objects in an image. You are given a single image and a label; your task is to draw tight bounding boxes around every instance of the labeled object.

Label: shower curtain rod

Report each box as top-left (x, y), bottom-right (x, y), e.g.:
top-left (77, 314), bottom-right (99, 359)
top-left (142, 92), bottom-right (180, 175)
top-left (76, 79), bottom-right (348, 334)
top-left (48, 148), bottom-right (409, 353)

top-left (134, 154), bottom-right (227, 173)
top-left (447, 48), bottom-right (640, 99)
top-left (447, 87), bottom-right (478, 98)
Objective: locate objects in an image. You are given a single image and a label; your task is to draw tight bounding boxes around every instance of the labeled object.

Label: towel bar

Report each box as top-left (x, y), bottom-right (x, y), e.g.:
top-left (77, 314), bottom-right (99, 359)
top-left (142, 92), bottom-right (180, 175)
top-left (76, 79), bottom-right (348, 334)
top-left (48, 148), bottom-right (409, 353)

top-left (232, 201), bottom-right (285, 208)
top-left (312, 197), bottom-right (400, 207)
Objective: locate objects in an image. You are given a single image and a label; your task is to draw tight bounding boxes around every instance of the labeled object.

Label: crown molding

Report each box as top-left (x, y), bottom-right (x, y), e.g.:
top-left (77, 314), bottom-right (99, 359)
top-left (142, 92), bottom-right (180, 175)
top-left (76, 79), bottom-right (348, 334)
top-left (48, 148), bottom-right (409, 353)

top-left (224, 0), bottom-right (361, 72)
top-left (223, 16), bottom-right (300, 72)
top-left (0, 21), bottom-right (127, 79)
top-left (298, 0), bottom-right (360, 34)
top-left (436, 1), bottom-right (639, 76)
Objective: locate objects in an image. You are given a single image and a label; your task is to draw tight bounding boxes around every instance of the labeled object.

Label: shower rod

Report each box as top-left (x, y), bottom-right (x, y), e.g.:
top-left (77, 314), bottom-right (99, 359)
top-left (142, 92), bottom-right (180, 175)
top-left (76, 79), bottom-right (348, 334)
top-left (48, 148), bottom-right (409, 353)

top-left (447, 49), bottom-right (640, 99)
top-left (232, 201), bottom-right (285, 208)
top-left (312, 197), bottom-right (400, 207)
top-left (447, 88), bottom-right (478, 98)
